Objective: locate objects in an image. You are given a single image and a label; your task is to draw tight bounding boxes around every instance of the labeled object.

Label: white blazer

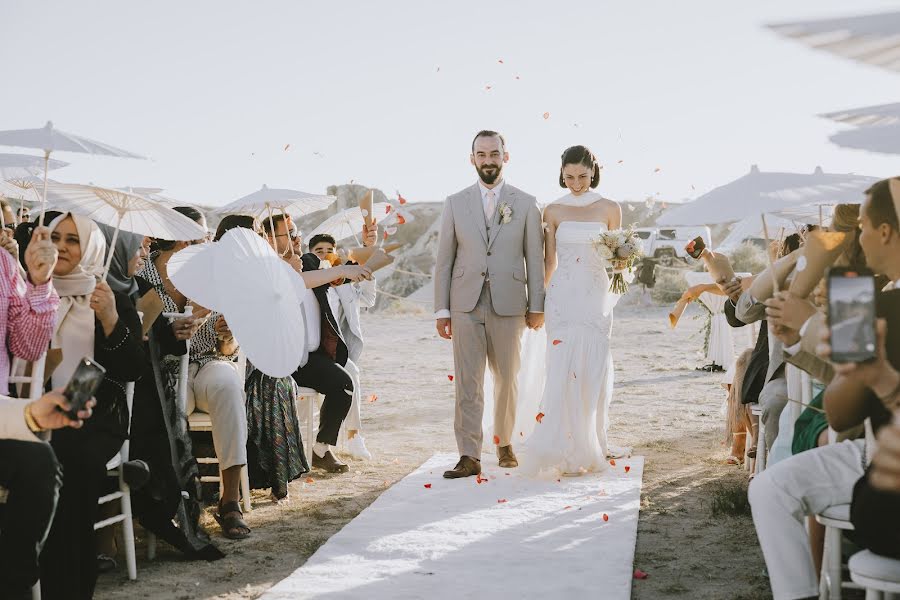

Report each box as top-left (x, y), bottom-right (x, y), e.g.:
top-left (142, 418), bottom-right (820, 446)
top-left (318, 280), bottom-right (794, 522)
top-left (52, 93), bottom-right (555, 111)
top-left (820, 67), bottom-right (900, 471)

top-left (334, 278), bottom-right (376, 363)
top-left (0, 396), bottom-right (45, 442)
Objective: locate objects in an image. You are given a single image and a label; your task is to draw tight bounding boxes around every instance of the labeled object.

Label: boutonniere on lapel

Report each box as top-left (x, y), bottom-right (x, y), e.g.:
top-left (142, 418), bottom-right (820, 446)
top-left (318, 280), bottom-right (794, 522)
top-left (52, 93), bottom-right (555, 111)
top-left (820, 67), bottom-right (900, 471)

top-left (498, 202), bottom-right (513, 224)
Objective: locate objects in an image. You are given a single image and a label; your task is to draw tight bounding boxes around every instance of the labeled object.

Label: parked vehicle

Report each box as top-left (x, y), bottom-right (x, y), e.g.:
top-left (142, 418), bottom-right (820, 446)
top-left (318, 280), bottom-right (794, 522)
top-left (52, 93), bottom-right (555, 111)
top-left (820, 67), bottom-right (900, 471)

top-left (635, 226), bottom-right (712, 265)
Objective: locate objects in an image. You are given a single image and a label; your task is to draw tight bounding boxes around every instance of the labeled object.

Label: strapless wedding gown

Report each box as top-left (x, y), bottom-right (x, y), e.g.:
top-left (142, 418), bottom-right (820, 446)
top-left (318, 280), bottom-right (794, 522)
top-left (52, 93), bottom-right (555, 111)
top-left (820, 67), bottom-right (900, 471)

top-left (522, 221), bottom-right (619, 476)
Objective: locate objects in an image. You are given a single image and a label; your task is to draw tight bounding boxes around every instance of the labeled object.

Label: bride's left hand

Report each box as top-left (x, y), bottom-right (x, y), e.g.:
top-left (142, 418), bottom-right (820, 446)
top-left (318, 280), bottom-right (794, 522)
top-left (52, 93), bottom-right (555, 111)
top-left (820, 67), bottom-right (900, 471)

top-left (526, 312), bottom-right (544, 330)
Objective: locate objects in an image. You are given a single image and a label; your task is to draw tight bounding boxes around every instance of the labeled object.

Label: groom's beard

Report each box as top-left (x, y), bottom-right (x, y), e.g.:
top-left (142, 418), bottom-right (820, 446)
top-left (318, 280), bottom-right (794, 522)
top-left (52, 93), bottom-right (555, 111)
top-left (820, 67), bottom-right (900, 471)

top-left (476, 164), bottom-right (502, 185)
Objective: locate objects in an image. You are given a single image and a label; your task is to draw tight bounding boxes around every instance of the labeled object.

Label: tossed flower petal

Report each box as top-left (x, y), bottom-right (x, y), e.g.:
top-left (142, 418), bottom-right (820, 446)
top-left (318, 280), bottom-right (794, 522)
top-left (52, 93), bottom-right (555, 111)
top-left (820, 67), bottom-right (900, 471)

top-left (552, 339), bottom-right (563, 345)
top-left (305, 477), bottom-right (315, 484)
top-left (633, 569), bottom-right (648, 580)
top-left (493, 435), bottom-right (500, 445)
top-left (424, 483), bottom-right (432, 489)
top-left (367, 394), bottom-right (378, 403)
top-left (624, 465), bottom-right (631, 473)
top-left (448, 375), bottom-right (454, 382)
top-left (602, 513), bottom-right (609, 522)
top-left (497, 498), bottom-right (508, 503)
top-left (536, 412), bottom-right (545, 423)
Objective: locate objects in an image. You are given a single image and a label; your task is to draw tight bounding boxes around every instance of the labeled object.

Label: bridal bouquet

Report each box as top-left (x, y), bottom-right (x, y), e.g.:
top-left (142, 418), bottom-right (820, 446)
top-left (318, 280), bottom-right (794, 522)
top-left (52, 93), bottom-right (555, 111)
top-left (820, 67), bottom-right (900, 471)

top-left (592, 228), bottom-right (644, 294)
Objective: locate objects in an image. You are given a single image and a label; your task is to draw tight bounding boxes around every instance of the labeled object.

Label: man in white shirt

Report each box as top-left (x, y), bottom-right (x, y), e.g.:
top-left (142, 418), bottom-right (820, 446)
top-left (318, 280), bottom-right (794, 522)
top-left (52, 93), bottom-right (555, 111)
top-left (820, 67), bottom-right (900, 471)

top-left (0, 391), bottom-right (94, 598)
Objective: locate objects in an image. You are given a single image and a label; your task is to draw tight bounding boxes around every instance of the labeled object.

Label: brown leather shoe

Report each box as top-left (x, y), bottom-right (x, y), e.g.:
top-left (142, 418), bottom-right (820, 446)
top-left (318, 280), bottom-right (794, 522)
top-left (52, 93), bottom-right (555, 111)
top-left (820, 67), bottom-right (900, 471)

top-left (498, 445), bottom-right (518, 468)
top-left (312, 450), bottom-right (350, 473)
top-left (443, 456), bottom-right (482, 479)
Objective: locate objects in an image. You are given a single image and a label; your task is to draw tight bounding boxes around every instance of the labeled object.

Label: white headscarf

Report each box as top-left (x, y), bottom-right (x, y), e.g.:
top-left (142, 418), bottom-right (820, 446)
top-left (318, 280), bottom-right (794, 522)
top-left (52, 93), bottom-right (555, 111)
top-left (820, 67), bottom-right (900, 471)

top-left (48, 213), bottom-right (107, 389)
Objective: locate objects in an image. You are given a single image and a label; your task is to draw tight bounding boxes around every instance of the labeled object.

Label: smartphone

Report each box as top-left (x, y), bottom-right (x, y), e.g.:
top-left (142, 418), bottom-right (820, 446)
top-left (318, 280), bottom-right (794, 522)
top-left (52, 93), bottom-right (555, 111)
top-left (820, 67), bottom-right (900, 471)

top-left (827, 267), bottom-right (877, 363)
top-left (62, 357), bottom-right (106, 420)
top-left (685, 236), bottom-right (706, 260)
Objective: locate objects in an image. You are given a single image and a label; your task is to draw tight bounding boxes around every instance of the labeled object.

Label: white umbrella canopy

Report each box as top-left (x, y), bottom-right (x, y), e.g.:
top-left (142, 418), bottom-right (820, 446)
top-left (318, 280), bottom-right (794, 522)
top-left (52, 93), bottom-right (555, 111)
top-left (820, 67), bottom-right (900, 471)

top-left (0, 179), bottom-right (42, 204)
top-left (0, 121), bottom-right (145, 217)
top-left (308, 203), bottom-right (390, 243)
top-left (39, 182), bottom-right (208, 277)
top-left (166, 227), bottom-right (308, 378)
top-left (828, 122), bottom-right (900, 155)
top-left (768, 11), bottom-right (900, 74)
top-left (655, 165), bottom-right (878, 226)
top-left (0, 153), bottom-right (68, 180)
top-left (219, 184), bottom-right (336, 218)
top-left (821, 102), bottom-right (900, 127)
top-left (717, 214), bottom-right (809, 254)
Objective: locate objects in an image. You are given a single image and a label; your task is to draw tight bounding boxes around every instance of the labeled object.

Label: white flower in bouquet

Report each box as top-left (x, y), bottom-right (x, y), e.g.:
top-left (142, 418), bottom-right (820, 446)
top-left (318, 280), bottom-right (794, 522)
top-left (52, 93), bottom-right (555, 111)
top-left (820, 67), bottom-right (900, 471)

top-left (596, 243), bottom-right (615, 260)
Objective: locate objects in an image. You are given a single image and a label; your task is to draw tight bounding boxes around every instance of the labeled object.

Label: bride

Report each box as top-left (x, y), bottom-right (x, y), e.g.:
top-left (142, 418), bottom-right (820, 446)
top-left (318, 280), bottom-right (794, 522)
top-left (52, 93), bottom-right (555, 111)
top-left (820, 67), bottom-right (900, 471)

top-left (521, 145), bottom-right (626, 476)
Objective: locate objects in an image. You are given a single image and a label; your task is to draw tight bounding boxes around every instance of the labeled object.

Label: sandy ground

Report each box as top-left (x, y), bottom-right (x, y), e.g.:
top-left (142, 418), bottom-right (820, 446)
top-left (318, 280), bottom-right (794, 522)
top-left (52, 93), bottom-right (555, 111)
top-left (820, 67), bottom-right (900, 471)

top-left (95, 301), bottom-right (771, 600)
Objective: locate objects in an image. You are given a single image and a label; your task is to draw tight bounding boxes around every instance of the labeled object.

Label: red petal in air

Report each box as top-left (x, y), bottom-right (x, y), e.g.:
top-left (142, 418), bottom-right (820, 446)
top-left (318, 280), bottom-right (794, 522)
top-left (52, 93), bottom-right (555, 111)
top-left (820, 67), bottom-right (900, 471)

top-left (624, 466), bottom-right (631, 473)
top-left (493, 435), bottom-right (500, 445)
top-left (448, 375), bottom-right (454, 382)
top-left (497, 498), bottom-right (508, 503)
top-left (398, 194), bottom-right (407, 204)
top-left (633, 569), bottom-right (648, 580)
top-left (542, 112), bottom-right (550, 120)
top-left (602, 513), bottom-right (609, 522)
top-left (485, 85), bottom-right (492, 91)
top-left (609, 459), bottom-right (617, 467)
top-left (424, 483), bottom-right (432, 489)
top-left (535, 412), bottom-right (545, 423)
top-left (654, 167), bottom-right (661, 173)
top-left (397, 215), bottom-right (406, 225)
top-left (284, 144), bottom-right (291, 151)
top-left (563, 506), bottom-right (572, 510)
top-left (617, 160), bottom-right (624, 164)
top-left (305, 477), bottom-right (315, 484)
top-left (498, 59), bottom-right (504, 64)
top-left (386, 205), bottom-right (392, 213)
top-left (383, 231), bottom-right (389, 240)
top-left (367, 394), bottom-right (378, 403)
top-left (552, 339), bottom-right (562, 345)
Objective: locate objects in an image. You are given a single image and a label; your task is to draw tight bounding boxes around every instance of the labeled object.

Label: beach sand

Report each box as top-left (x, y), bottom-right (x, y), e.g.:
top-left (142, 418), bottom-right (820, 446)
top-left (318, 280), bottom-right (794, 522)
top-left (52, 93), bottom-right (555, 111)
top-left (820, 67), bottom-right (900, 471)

top-left (94, 302), bottom-right (770, 600)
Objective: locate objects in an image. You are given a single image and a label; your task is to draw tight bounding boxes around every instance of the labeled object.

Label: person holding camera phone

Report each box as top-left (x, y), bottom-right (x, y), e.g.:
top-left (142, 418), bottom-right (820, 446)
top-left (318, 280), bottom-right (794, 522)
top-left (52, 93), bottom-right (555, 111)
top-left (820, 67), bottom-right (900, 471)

top-left (35, 213), bottom-right (146, 600)
top-left (748, 177), bottom-right (900, 600)
top-left (0, 390), bottom-right (96, 599)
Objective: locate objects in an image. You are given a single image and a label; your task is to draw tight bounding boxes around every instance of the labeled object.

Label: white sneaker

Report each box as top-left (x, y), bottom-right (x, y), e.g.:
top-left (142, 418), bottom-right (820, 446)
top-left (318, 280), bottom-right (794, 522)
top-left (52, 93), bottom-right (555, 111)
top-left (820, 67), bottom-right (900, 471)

top-left (347, 435), bottom-right (373, 460)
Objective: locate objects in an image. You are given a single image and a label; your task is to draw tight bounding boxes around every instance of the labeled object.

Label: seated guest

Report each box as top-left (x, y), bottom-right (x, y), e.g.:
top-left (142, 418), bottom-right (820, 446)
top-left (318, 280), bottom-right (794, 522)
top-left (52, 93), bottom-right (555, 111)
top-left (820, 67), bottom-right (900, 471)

top-left (214, 215), bottom-right (308, 501)
top-left (266, 215), bottom-right (372, 473)
top-left (138, 207), bottom-right (251, 540)
top-left (852, 414), bottom-right (900, 558)
top-left (0, 390), bottom-right (94, 599)
top-left (38, 213), bottom-right (146, 600)
top-left (749, 177), bottom-right (900, 600)
top-left (310, 228), bottom-right (377, 460)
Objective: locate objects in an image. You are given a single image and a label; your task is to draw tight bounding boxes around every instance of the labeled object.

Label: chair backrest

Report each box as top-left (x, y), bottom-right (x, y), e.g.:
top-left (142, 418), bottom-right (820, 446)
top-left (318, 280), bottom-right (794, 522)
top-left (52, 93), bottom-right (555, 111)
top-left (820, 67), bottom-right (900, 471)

top-left (9, 354), bottom-right (47, 400)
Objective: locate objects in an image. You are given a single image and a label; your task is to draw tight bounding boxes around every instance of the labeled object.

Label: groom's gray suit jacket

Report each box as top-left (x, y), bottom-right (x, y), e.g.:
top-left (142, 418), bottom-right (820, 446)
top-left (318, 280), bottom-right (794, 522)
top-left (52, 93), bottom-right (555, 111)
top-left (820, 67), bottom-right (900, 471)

top-left (434, 182), bottom-right (545, 316)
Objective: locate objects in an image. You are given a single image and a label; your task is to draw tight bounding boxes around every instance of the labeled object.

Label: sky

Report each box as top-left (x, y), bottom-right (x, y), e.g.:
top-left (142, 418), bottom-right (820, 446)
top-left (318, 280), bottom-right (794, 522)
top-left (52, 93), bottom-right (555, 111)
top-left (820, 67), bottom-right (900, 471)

top-left (1, 0), bottom-right (898, 209)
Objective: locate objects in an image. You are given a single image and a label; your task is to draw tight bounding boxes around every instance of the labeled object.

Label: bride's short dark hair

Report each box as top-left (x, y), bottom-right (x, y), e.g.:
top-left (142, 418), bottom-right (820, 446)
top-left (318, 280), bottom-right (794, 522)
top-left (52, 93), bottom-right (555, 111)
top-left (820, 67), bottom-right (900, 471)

top-left (559, 145), bottom-right (600, 189)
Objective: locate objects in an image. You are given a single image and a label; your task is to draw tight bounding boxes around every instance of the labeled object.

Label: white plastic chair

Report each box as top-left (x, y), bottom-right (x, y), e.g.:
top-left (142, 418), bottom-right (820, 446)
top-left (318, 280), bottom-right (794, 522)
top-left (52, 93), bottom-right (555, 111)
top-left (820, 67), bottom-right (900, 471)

top-left (816, 503), bottom-right (861, 600)
top-left (295, 387), bottom-right (322, 465)
top-left (848, 551), bottom-right (900, 599)
top-left (94, 381), bottom-right (138, 581)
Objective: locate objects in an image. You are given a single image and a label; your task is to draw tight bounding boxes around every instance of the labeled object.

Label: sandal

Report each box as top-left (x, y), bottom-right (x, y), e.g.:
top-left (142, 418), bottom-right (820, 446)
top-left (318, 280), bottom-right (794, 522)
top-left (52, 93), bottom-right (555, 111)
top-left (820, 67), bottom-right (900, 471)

top-left (214, 500), bottom-right (251, 540)
top-left (725, 455), bottom-right (743, 466)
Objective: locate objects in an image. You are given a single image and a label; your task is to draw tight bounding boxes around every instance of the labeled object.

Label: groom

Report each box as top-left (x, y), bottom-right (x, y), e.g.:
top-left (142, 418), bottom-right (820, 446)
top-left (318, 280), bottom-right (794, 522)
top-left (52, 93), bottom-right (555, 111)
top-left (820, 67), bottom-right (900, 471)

top-left (435, 130), bottom-right (545, 479)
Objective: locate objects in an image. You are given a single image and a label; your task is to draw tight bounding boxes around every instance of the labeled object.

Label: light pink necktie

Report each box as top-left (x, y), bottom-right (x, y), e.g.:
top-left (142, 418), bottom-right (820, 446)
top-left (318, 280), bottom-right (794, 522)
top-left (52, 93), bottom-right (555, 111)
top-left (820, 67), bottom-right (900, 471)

top-left (485, 189), bottom-right (496, 221)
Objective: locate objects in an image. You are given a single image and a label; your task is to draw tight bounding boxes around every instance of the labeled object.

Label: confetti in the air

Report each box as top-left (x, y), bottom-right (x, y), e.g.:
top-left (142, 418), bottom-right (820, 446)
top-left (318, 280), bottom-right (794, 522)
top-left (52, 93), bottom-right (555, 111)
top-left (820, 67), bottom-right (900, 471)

top-left (424, 483), bottom-right (432, 489)
top-left (497, 498), bottom-right (508, 504)
top-left (602, 513), bottom-right (609, 522)
top-left (485, 85), bottom-right (493, 91)
top-left (498, 59), bottom-right (504, 64)
top-left (448, 375), bottom-right (454, 382)
top-left (542, 112), bottom-right (550, 120)
top-left (284, 144), bottom-right (291, 151)
top-left (397, 191), bottom-right (408, 204)
top-left (367, 394), bottom-right (378, 403)
top-left (654, 167), bottom-right (661, 173)
top-left (609, 459), bottom-right (617, 467)
top-left (305, 477), bottom-right (315, 484)
top-left (633, 569), bottom-right (649, 580)
top-left (536, 412), bottom-right (545, 423)
top-left (385, 205), bottom-right (392, 214)
top-left (624, 465), bottom-right (631, 473)
top-left (493, 435), bottom-right (500, 445)
top-left (552, 339), bottom-right (563, 346)
top-left (397, 215), bottom-right (406, 225)
top-left (617, 160), bottom-right (624, 164)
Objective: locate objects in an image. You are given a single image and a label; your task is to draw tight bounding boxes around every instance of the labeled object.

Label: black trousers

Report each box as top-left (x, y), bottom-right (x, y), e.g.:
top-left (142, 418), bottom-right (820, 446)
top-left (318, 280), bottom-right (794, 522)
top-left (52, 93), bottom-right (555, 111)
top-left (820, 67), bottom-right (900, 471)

top-left (40, 427), bottom-right (121, 600)
top-left (292, 351), bottom-right (353, 446)
top-left (0, 439), bottom-right (62, 598)
top-left (851, 468), bottom-right (900, 558)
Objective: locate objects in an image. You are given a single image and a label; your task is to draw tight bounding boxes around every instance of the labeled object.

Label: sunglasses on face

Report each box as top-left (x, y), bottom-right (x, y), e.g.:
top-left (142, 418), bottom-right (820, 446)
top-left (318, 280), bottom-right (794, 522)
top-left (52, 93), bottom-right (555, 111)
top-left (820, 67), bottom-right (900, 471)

top-left (275, 228), bottom-right (300, 241)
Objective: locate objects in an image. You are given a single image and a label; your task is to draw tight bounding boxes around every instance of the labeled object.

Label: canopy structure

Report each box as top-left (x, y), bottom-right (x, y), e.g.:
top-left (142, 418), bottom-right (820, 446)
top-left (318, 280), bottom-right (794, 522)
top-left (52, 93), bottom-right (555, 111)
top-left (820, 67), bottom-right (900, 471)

top-left (655, 166), bottom-right (877, 226)
top-left (768, 11), bottom-right (900, 74)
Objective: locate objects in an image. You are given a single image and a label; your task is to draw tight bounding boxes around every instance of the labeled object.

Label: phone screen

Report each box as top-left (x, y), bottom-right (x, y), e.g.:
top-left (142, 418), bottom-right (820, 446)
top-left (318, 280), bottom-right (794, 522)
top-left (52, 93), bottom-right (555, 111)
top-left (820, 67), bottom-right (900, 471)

top-left (828, 272), bottom-right (877, 363)
top-left (686, 236), bottom-right (706, 260)
top-left (62, 358), bottom-right (106, 419)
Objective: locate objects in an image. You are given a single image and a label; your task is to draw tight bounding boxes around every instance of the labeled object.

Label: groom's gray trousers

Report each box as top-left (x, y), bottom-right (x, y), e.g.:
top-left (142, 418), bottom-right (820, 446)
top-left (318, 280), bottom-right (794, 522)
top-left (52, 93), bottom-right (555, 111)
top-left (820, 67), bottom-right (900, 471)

top-left (452, 282), bottom-right (525, 458)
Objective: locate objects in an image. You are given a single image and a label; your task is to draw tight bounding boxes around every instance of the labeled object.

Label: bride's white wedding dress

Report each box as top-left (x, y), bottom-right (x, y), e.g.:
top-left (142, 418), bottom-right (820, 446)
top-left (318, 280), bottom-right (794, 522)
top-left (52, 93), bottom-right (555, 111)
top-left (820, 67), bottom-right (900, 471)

top-left (521, 219), bottom-right (620, 475)
top-left (480, 191), bottom-right (628, 476)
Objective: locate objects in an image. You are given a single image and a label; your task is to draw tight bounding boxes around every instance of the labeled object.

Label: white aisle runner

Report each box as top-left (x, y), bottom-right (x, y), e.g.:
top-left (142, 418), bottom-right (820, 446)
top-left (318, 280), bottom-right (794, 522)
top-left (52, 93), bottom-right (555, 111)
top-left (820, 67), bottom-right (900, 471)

top-left (262, 453), bottom-right (645, 600)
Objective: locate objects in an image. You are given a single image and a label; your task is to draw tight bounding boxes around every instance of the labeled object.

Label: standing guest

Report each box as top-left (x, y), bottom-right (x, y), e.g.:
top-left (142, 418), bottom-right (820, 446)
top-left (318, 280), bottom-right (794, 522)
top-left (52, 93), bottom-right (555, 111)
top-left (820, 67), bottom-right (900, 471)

top-left (268, 216), bottom-right (372, 473)
top-left (139, 207), bottom-right (250, 540)
top-left (0, 221), bottom-right (60, 394)
top-left (0, 391), bottom-right (94, 599)
top-left (38, 213), bottom-right (146, 600)
top-left (309, 226), bottom-right (377, 460)
top-left (262, 213), bottom-right (303, 257)
top-left (214, 215), bottom-right (308, 501)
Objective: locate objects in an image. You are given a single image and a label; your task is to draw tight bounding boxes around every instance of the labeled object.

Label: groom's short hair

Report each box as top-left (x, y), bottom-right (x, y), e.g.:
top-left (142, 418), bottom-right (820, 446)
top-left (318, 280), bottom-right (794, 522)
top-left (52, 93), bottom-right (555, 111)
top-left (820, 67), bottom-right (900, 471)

top-left (471, 130), bottom-right (506, 154)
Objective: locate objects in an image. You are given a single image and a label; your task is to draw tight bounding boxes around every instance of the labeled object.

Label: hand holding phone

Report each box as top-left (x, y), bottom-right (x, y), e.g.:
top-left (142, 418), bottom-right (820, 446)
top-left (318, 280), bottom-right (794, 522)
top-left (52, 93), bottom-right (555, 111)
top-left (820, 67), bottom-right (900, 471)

top-left (827, 268), bottom-right (877, 364)
top-left (61, 358), bottom-right (106, 420)
top-left (685, 236), bottom-right (706, 260)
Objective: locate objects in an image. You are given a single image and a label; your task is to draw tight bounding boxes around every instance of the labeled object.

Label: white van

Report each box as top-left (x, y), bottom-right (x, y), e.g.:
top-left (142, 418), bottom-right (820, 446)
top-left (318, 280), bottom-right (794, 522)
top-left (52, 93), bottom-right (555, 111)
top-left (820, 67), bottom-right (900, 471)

top-left (638, 226), bottom-right (712, 264)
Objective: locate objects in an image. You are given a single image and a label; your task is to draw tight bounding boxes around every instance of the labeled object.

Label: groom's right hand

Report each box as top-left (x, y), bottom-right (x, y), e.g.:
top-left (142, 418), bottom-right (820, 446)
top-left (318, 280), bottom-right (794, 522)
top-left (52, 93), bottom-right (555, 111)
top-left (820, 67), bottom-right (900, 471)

top-left (436, 318), bottom-right (452, 340)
